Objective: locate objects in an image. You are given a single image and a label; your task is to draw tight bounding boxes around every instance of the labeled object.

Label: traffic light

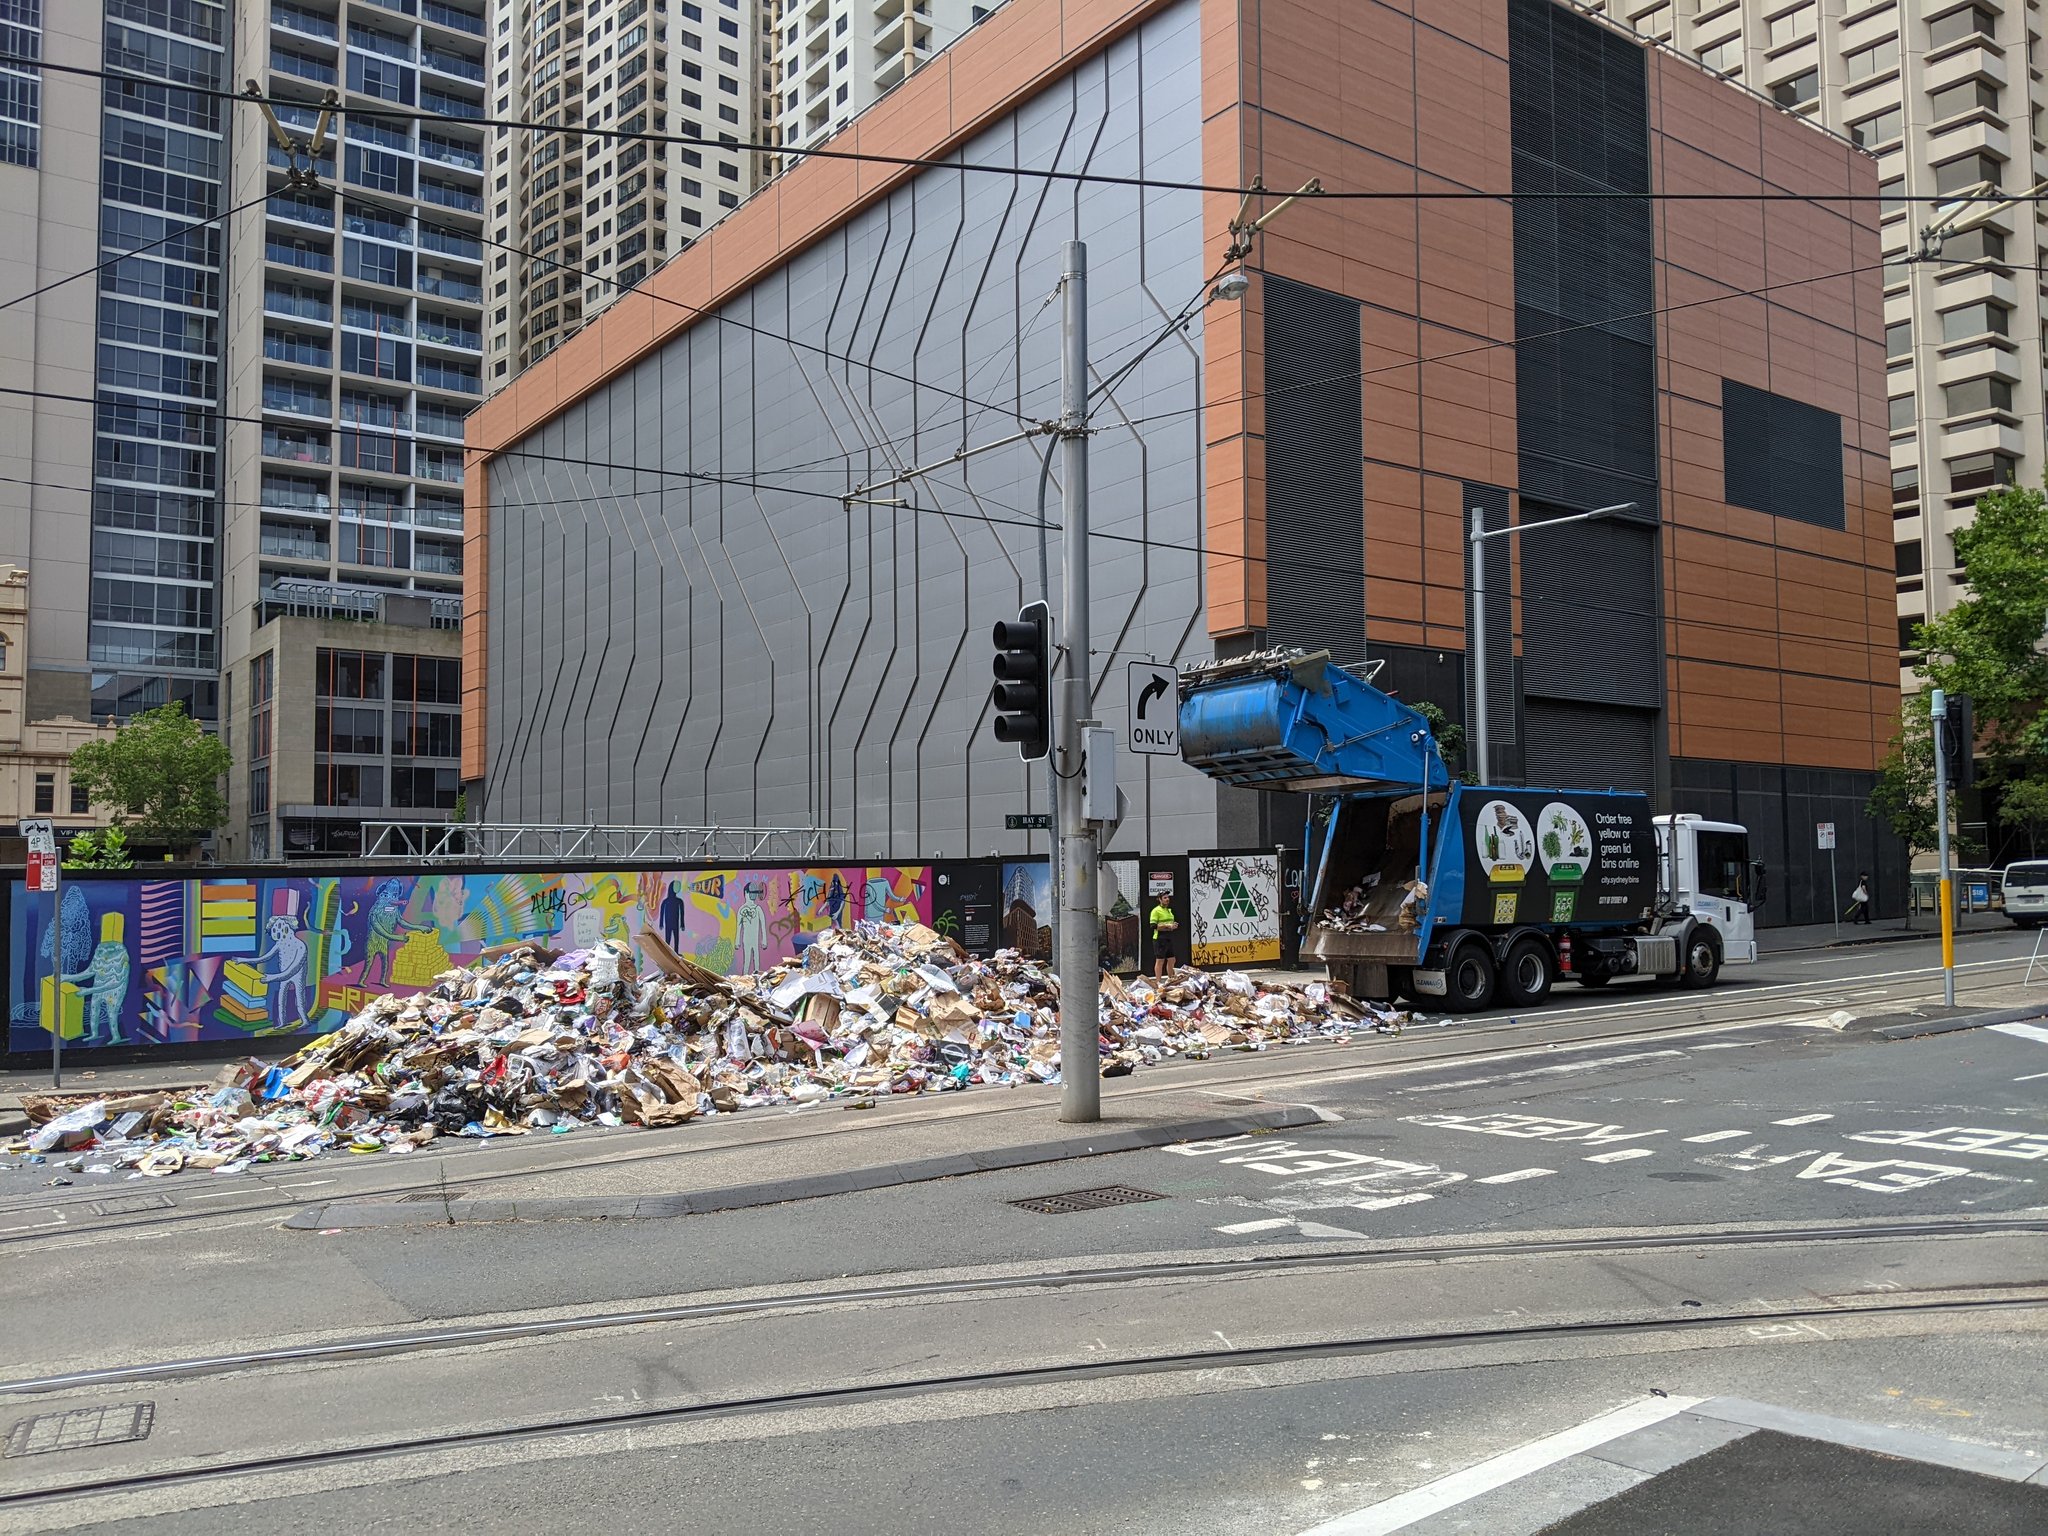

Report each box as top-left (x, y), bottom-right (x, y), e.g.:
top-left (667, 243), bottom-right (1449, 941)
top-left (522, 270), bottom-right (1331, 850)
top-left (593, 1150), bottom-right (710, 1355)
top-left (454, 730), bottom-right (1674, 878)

top-left (992, 600), bottom-right (1051, 760)
top-left (1941, 692), bottom-right (1975, 792)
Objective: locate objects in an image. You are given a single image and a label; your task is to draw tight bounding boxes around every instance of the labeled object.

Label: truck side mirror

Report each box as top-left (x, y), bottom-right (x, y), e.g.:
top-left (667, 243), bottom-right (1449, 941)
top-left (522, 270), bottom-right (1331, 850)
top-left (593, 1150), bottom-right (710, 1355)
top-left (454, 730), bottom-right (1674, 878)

top-left (1749, 859), bottom-right (1769, 911)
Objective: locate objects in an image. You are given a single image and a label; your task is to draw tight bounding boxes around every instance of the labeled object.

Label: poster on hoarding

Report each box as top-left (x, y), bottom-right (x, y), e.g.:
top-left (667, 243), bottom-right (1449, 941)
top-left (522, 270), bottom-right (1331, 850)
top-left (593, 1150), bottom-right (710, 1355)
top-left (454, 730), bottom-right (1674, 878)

top-left (1189, 853), bottom-right (1281, 967)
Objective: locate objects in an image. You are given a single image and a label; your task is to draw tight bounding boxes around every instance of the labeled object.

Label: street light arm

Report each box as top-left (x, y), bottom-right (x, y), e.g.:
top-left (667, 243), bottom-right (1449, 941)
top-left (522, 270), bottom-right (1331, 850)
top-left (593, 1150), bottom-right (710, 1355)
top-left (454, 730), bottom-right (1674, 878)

top-left (1470, 501), bottom-right (1638, 542)
top-left (1918, 178), bottom-right (2048, 258)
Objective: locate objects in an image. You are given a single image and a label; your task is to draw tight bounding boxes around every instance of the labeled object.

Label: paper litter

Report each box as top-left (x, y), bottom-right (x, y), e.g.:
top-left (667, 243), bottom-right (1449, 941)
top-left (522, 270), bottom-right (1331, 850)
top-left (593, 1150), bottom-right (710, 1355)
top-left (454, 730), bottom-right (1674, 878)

top-left (4, 921), bottom-right (1407, 1178)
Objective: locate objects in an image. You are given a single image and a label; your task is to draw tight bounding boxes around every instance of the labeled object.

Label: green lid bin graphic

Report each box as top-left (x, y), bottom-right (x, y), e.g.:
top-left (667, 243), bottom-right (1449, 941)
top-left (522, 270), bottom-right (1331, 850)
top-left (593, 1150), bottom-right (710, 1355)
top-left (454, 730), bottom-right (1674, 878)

top-left (1538, 801), bottom-right (1596, 922)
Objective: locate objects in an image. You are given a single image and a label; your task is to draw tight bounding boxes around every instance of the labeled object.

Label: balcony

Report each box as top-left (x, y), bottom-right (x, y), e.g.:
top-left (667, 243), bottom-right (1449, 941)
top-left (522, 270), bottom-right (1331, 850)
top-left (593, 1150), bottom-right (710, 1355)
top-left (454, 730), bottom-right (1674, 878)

top-left (263, 383), bottom-right (331, 417)
top-left (417, 319), bottom-right (481, 350)
top-left (262, 429), bottom-right (331, 465)
top-left (261, 483), bottom-right (333, 515)
top-left (413, 499), bottom-right (465, 530)
top-left (420, 179), bottom-right (484, 214)
top-left (420, 46), bottom-right (485, 82)
top-left (418, 362), bottom-right (481, 395)
top-left (264, 333), bottom-right (334, 369)
top-left (421, 1), bottom-right (485, 36)
top-left (268, 192), bottom-right (334, 227)
top-left (273, 4), bottom-right (339, 43)
top-left (419, 132), bottom-right (483, 172)
top-left (264, 289), bottom-right (332, 322)
top-left (420, 88), bottom-right (484, 120)
top-left (270, 46), bottom-right (338, 85)
top-left (268, 144), bottom-right (337, 180)
top-left (261, 529), bottom-right (332, 562)
top-left (416, 453), bottom-right (465, 484)
top-left (413, 541), bottom-right (463, 575)
top-left (265, 237), bottom-right (333, 273)
top-left (415, 405), bottom-right (470, 439)
top-left (418, 272), bottom-right (482, 303)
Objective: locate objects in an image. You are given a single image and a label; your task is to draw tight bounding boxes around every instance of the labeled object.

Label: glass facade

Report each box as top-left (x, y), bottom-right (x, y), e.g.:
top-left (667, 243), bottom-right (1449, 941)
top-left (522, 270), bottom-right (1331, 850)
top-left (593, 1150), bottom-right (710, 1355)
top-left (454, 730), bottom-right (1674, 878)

top-left (89, 0), bottom-right (226, 722)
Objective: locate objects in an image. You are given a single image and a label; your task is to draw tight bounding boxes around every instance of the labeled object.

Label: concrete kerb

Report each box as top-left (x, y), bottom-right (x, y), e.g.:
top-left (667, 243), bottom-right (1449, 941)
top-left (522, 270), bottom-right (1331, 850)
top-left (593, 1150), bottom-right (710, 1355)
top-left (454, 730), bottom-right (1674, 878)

top-left (282, 1102), bottom-right (1324, 1231)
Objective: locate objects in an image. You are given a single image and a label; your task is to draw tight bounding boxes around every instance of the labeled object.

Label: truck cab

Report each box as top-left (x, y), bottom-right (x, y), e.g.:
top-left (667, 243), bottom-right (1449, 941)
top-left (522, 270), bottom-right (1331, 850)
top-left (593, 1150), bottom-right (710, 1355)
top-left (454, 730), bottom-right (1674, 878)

top-left (1654, 814), bottom-right (1763, 966)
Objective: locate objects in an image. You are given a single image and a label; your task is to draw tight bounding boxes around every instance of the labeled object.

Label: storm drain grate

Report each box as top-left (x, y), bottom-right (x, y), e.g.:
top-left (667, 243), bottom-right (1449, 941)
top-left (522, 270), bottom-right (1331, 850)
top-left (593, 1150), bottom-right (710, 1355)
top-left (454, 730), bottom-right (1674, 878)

top-left (396, 1189), bottom-right (470, 1203)
top-left (1007, 1186), bottom-right (1168, 1216)
top-left (88, 1194), bottom-right (174, 1217)
top-left (6, 1403), bottom-right (155, 1458)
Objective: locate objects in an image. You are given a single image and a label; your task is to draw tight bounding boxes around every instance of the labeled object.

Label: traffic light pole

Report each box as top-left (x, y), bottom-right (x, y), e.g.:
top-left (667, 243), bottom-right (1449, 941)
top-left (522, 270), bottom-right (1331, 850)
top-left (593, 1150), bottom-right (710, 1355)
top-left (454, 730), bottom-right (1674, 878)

top-left (1055, 239), bottom-right (1100, 1123)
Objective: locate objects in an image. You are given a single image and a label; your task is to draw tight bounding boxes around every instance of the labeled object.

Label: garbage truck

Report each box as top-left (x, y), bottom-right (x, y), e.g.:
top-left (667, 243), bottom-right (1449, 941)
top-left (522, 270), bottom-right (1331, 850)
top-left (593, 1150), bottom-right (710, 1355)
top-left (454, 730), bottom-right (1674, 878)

top-left (1176, 649), bottom-right (1765, 1011)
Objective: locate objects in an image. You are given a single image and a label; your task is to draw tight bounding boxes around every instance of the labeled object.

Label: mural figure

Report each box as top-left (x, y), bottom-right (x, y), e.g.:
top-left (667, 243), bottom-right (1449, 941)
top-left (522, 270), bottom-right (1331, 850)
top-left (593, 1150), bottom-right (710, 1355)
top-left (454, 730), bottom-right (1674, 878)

top-left (61, 912), bottom-right (132, 1048)
top-left (735, 881), bottom-right (769, 974)
top-left (658, 880), bottom-right (687, 950)
top-left (361, 878), bottom-right (426, 987)
top-left (250, 914), bottom-right (314, 1033)
top-left (825, 873), bottom-right (849, 929)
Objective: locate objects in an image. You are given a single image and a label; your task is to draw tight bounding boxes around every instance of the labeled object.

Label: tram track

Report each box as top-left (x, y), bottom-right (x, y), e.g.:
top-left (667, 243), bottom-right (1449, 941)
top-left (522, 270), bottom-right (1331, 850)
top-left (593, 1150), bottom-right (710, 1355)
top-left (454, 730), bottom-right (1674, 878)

top-left (7, 1215), bottom-right (2044, 1398)
top-left (5, 1283), bottom-right (2043, 1511)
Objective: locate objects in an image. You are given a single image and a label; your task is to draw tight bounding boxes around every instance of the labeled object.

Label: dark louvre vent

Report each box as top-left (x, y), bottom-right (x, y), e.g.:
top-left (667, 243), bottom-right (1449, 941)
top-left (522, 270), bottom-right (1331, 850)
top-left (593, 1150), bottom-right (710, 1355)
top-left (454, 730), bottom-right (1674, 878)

top-left (1263, 275), bottom-right (1364, 669)
top-left (1721, 378), bottom-right (1846, 530)
top-left (1525, 699), bottom-right (1656, 792)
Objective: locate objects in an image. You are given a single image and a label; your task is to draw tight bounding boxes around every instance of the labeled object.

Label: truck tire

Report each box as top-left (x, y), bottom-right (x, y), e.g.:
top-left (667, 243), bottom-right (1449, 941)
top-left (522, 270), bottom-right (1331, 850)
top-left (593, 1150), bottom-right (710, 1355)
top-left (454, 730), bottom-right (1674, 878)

top-left (1500, 937), bottom-right (1553, 1008)
top-left (1682, 929), bottom-right (1722, 988)
top-left (1444, 939), bottom-right (1497, 1012)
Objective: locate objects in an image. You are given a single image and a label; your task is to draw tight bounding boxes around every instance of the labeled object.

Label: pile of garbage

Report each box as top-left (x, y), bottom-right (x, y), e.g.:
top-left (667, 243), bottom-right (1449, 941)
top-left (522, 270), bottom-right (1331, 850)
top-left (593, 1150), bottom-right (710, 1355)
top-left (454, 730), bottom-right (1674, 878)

top-left (1319, 873), bottom-right (1427, 934)
top-left (9, 921), bottom-right (1406, 1179)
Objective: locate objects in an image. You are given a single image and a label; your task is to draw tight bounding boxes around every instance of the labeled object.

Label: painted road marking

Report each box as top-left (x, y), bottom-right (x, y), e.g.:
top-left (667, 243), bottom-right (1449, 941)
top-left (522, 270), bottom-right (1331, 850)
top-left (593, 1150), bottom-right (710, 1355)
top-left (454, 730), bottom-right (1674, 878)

top-left (0, 1210), bottom-right (65, 1236)
top-left (1215, 1217), bottom-right (1294, 1235)
top-left (2014, 1071), bottom-right (2048, 1083)
top-left (1684, 1130), bottom-right (1752, 1143)
top-left (1296, 1395), bottom-right (1702, 1535)
top-left (1405, 1112), bottom-right (1666, 1148)
top-left (1398, 1050), bottom-right (1688, 1095)
top-left (1773, 1114), bottom-right (1834, 1126)
top-left (185, 1187), bottom-right (264, 1200)
top-left (1691, 1041), bottom-right (1747, 1050)
top-left (1989, 1021), bottom-right (2048, 1046)
top-left (1295, 1220), bottom-right (1370, 1239)
top-left (1477, 1167), bottom-right (1556, 1184)
top-left (1846, 1126), bottom-right (2048, 1160)
top-left (1583, 1148), bottom-right (1657, 1163)
top-left (1351, 1192), bottom-right (1434, 1212)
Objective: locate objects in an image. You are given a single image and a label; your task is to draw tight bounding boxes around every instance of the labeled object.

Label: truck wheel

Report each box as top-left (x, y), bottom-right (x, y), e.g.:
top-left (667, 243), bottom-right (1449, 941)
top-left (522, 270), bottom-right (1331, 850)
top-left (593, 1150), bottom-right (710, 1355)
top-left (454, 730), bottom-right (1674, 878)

top-left (1500, 938), bottom-right (1553, 1008)
top-left (1682, 930), bottom-right (1722, 988)
top-left (1444, 939), bottom-right (1497, 1013)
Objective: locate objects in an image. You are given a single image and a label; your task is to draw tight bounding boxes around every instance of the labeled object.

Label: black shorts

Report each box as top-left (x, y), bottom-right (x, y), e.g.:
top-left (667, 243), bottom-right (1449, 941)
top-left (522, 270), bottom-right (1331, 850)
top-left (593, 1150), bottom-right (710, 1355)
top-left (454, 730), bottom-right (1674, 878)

top-left (1152, 929), bottom-right (1181, 962)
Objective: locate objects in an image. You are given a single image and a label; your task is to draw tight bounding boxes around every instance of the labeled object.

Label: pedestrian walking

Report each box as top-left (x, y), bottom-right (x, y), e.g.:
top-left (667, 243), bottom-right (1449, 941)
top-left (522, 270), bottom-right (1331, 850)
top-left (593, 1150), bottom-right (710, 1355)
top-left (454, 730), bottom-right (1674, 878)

top-left (1847, 873), bottom-right (1871, 925)
top-left (1149, 893), bottom-right (1182, 977)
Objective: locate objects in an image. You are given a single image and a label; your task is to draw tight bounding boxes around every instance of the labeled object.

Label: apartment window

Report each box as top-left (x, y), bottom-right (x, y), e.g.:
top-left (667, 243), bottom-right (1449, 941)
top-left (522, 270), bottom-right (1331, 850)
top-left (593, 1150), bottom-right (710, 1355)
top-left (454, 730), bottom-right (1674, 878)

top-left (318, 648), bottom-right (386, 700)
top-left (1885, 320), bottom-right (1912, 357)
top-left (69, 781), bottom-right (88, 815)
top-left (1698, 35), bottom-right (1741, 73)
top-left (1943, 225), bottom-right (2005, 264)
top-left (1879, 177), bottom-right (1906, 217)
top-left (1888, 393), bottom-right (1915, 430)
top-left (718, 161), bottom-right (738, 180)
top-left (1945, 376), bottom-right (2013, 415)
top-left (1896, 541), bottom-right (1924, 579)
top-left (1844, 37), bottom-right (1899, 80)
top-left (1927, 6), bottom-right (1995, 49)
top-left (1940, 301), bottom-right (2010, 340)
top-left (1934, 153), bottom-right (2002, 195)
top-left (314, 763), bottom-right (383, 808)
top-left (1947, 450), bottom-right (2016, 492)
top-left (1771, 69), bottom-right (1818, 107)
top-left (32, 772), bottom-right (53, 814)
top-left (1849, 106), bottom-right (1902, 148)
top-left (1892, 467), bottom-right (1919, 511)
top-left (1930, 79), bottom-right (1999, 122)
top-left (718, 190), bottom-right (737, 208)
top-left (1765, 4), bottom-right (1813, 48)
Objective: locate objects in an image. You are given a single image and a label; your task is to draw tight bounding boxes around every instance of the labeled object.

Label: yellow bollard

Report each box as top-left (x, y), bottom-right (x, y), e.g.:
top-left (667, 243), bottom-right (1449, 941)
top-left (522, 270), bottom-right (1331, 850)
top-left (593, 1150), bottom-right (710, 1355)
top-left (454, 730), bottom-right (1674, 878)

top-left (1939, 875), bottom-right (1955, 972)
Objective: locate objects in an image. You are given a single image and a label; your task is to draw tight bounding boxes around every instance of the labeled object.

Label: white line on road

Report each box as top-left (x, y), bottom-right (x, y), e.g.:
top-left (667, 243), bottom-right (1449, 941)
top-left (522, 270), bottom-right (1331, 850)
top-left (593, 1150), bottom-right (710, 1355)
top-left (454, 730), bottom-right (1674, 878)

top-left (1214, 1218), bottom-right (1294, 1235)
top-left (0, 1210), bottom-right (65, 1235)
top-left (1294, 1220), bottom-right (1371, 1239)
top-left (1691, 1041), bottom-right (1748, 1049)
top-left (1476, 1168), bottom-right (1555, 1184)
top-left (1351, 1192), bottom-right (1434, 1212)
top-left (1583, 1148), bottom-right (1657, 1163)
top-left (1295, 1395), bottom-right (1702, 1535)
top-left (1773, 1114), bottom-right (1834, 1126)
top-left (1684, 1130), bottom-right (1752, 1143)
top-left (2014, 1072), bottom-right (2048, 1083)
top-left (275, 1180), bottom-right (336, 1191)
top-left (184, 1187), bottom-right (265, 1200)
top-left (1990, 1022), bottom-right (2048, 1046)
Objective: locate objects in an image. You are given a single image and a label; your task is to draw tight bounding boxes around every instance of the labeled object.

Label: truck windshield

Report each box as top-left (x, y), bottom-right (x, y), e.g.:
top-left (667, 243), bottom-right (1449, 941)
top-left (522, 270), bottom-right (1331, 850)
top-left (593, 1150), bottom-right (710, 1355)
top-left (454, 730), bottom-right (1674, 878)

top-left (2006, 863), bottom-right (2048, 890)
top-left (1695, 829), bottom-right (1751, 902)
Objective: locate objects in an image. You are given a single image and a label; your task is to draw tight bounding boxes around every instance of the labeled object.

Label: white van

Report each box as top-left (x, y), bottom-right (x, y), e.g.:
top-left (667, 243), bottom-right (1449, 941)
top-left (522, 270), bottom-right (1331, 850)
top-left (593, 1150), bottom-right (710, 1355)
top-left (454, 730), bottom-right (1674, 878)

top-left (2004, 861), bottom-right (2048, 928)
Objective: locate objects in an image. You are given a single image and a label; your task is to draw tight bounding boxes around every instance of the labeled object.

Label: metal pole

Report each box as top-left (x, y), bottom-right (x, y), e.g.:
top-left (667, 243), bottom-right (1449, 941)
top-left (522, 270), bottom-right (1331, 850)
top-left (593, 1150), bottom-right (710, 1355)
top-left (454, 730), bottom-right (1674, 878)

top-left (1932, 688), bottom-right (1955, 1006)
top-left (1469, 506), bottom-right (1488, 785)
top-left (48, 863), bottom-right (62, 1089)
top-left (1055, 239), bottom-right (1099, 1123)
top-left (1829, 842), bottom-right (1839, 940)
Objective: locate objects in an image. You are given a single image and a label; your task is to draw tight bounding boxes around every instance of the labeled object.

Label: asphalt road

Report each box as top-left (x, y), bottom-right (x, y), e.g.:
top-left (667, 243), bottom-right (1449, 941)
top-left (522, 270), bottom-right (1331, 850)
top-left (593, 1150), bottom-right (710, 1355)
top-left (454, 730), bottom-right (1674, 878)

top-left (1, 929), bottom-right (2043, 1533)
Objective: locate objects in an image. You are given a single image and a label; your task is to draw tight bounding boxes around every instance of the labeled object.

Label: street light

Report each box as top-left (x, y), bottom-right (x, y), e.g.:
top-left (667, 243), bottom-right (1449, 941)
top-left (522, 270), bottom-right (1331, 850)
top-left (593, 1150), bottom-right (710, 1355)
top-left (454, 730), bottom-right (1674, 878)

top-left (1467, 501), bottom-right (1637, 782)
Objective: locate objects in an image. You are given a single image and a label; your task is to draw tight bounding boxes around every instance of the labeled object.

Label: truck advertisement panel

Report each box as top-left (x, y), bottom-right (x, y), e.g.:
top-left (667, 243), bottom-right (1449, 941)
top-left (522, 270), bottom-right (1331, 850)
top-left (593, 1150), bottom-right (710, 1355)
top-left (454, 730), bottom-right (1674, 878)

top-left (1459, 791), bottom-right (1655, 928)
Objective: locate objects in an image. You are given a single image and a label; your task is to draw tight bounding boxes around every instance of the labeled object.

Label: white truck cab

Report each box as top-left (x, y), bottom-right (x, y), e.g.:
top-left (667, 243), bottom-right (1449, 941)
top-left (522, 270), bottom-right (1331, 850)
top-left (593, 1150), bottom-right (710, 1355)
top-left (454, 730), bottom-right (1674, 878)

top-left (1654, 814), bottom-right (1763, 966)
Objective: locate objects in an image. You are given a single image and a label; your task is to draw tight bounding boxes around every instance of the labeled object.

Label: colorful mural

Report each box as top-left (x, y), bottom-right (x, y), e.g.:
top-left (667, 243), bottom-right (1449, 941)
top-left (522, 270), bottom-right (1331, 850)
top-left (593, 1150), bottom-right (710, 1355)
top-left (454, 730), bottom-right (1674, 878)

top-left (7, 866), bottom-right (931, 1053)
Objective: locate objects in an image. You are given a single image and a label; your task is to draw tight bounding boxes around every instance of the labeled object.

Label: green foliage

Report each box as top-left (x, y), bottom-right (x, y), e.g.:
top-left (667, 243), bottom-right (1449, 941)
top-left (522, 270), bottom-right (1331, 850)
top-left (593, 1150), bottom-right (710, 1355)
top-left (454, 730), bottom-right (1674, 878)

top-left (1998, 776), bottom-right (2048, 854)
top-left (68, 702), bottom-right (230, 851)
top-left (61, 826), bottom-right (132, 870)
top-left (1868, 696), bottom-right (1940, 857)
top-left (451, 789), bottom-right (469, 825)
top-left (1413, 701), bottom-right (1474, 783)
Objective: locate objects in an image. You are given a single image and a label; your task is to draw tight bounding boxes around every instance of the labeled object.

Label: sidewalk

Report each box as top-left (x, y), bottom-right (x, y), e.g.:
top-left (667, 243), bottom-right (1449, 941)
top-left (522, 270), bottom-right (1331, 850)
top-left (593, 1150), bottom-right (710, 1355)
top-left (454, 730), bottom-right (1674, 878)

top-left (1758, 911), bottom-right (2012, 954)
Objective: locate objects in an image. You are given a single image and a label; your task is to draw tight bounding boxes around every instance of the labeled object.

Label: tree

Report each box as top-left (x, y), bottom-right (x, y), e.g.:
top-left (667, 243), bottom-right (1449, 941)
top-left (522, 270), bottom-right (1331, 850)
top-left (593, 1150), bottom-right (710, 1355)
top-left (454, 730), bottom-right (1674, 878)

top-left (1998, 776), bottom-right (2048, 859)
top-left (62, 826), bottom-right (133, 870)
top-left (69, 701), bottom-right (230, 851)
top-left (1413, 701), bottom-right (1473, 783)
top-left (1911, 481), bottom-right (2048, 760)
top-left (1869, 693), bottom-right (1941, 862)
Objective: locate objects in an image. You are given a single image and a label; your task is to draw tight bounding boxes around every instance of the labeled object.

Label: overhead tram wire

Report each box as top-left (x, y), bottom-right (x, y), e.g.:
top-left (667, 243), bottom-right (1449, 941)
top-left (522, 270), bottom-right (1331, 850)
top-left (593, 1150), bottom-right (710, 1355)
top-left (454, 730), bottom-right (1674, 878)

top-left (0, 190), bottom-right (275, 315)
top-left (0, 52), bottom-right (2040, 209)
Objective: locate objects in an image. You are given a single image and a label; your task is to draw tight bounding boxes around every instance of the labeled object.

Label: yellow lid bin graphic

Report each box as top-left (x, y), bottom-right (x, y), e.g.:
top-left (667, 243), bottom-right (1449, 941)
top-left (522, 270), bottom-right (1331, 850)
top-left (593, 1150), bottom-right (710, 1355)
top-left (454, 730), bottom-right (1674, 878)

top-left (1537, 801), bottom-right (1597, 922)
top-left (1474, 800), bottom-right (1536, 924)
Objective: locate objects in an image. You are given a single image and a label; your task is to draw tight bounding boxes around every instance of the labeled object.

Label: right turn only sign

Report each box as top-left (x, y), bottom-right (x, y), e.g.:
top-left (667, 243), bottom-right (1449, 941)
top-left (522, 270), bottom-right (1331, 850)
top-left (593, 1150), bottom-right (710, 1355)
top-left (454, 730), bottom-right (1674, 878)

top-left (1127, 661), bottom-right (1180, 756)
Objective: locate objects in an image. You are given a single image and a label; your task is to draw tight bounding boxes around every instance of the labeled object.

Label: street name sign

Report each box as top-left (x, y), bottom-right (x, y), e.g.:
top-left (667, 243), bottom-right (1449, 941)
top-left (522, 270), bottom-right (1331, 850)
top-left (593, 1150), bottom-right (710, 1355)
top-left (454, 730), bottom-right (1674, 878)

top-left (1006, 813), bottom-right (1052, 831)
top-left (1127, 661), bottom-right (1180, 757)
